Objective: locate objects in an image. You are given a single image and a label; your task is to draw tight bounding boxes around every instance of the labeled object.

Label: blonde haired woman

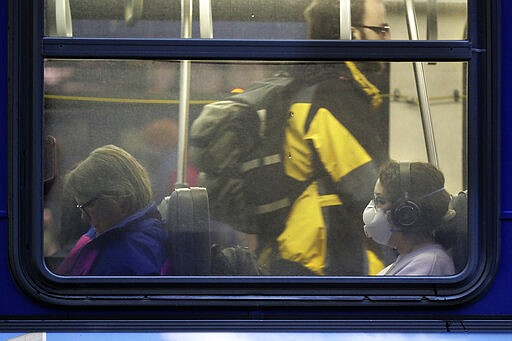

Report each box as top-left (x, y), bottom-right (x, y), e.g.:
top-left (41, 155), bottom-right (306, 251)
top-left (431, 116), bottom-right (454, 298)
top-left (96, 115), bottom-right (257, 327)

top-left (57, 145), bottom-right (167, 276)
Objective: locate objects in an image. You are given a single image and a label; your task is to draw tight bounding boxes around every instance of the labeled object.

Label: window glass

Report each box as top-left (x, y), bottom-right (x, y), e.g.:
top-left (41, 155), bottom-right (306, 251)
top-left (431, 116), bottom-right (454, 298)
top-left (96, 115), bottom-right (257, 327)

top-left (44, 0), bottom-right (467, 40)
top-left (44, 59), bottom-right (467, 277)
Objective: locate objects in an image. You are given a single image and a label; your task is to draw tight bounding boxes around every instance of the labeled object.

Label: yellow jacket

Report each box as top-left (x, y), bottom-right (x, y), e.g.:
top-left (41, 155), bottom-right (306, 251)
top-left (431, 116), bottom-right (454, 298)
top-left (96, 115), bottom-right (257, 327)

top-left (275, 62), bottom-right (386, 275)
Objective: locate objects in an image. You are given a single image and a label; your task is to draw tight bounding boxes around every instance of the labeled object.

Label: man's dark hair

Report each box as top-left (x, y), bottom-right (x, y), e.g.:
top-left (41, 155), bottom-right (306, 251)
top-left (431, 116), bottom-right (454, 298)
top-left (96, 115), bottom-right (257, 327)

top-left (304, 0), bottom-right (366, 39)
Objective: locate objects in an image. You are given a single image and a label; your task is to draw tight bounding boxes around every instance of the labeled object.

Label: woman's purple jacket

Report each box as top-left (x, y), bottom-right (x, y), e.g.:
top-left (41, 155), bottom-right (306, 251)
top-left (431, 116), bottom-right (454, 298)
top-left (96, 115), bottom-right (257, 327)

top-left (57, 202), bottom-right (168, 276)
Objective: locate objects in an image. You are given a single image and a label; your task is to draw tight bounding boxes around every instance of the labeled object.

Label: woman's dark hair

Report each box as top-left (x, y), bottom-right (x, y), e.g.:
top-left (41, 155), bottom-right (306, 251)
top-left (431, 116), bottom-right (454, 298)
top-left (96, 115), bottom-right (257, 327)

top-left (304, 0), bottom-right (366, 39)
top-left (378, 160), bottom-right (451, 233)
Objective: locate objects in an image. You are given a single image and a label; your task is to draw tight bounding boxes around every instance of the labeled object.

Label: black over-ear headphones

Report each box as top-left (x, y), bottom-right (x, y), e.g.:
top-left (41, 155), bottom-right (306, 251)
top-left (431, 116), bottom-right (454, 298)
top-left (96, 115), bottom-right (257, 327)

top-left (390, 162), bottom-right (421, 229)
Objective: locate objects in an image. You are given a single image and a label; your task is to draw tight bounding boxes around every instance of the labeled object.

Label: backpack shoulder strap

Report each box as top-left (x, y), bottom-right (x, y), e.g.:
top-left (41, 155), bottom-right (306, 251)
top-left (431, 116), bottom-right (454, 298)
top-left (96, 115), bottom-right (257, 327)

top-left (228, 72), bottom-right (298, 108)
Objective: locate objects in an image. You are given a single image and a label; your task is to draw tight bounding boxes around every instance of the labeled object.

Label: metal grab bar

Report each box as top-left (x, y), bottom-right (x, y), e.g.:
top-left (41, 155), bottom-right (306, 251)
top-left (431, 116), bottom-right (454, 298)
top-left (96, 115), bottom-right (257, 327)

top-left (124, 0), bottom-right (144, 27)
top-left (200, 0), bottom-right (214, 38)
top-left (427, 0), bottom-right (438, 40)
top-left (176, 0), bottom-right (193, 186)
top-left (55, 0), bottom-right (73, 37)
top-left (339, 0), bottom-right (352, 40)
top-left (404, 0), bottom-right (439, 167)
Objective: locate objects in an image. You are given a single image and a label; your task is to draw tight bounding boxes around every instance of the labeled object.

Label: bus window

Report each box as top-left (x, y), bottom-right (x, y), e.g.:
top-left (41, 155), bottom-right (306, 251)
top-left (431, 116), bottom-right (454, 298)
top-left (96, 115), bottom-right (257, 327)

top-left (44, 0), bottom-right (467, 41)
top-left (43, 59), bottom-right (467, 277)
top-left (9, 0), bottom-right (496, 307)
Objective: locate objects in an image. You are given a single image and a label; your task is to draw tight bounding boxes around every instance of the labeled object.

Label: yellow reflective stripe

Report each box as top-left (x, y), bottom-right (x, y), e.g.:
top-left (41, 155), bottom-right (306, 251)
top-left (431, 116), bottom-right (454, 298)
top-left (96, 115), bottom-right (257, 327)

top-left (241, 153), bottom-right (281, 173)
top-left (263, 154), bottom-right (281, 166)
top-left (254, 198), bottom-right (291, 215)
top-left (318, 194), bottom-right (342, 207)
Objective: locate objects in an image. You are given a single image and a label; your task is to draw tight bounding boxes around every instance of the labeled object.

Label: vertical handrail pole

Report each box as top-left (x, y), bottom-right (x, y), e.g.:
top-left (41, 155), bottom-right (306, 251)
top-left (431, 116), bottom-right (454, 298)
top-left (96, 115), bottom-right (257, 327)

top-left (404, 0), bottom-right (439, 167)
top-left (199, 0), bottom-right (214, 38)
top-left (55, 0), bottom-right (73, 37)
top-left (176, 0), bottom-right (193, 186)
top-left (339, 0), bottom-right (352, 40)
top-left (124, 0), bottom-right (144, 27)
top-left (427, 0), bottom-right (438, 40)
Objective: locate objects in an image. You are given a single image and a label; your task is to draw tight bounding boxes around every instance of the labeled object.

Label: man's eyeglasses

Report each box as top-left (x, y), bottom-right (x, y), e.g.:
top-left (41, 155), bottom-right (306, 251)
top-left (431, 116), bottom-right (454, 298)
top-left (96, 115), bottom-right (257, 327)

top-left (353, 24), bottom-right (391, 36)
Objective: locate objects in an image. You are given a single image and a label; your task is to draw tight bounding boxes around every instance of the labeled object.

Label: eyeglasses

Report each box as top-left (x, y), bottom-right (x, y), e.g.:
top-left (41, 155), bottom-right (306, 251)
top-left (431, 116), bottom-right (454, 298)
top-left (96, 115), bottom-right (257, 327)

top-left (353, 24), bottom-right (391, 36)
top-left (75, 196), bottom-right (99, 215)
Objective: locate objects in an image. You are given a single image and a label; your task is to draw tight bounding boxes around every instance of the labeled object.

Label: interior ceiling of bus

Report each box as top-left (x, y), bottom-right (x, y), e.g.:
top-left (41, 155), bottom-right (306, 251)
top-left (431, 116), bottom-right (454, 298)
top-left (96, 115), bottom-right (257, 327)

top-left (65, 0), bottom-right (309, 21)
top-left (62, 0), bottom-right (466, 21)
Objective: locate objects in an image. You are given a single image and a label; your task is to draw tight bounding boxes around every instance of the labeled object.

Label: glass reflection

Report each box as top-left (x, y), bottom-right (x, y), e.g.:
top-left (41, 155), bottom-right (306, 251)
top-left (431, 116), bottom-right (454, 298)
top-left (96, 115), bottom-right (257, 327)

top-left (44, 0), bottom-right (467, 40)
top-left (43, 59), bottom-right (467, 277)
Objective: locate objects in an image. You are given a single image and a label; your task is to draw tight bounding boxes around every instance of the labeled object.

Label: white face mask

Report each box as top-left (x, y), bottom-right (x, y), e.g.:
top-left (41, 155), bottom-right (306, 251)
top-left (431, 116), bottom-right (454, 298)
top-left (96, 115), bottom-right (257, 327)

top-left (362, 200), bottom-right (394, 246)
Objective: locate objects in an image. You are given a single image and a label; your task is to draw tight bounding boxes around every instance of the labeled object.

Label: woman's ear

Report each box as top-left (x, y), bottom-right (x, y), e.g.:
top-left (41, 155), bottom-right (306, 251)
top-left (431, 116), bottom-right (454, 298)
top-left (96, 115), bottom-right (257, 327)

top-left (100, 197), bottom-right (125, 218)
top-left (116, 198), bottom-right (132, 217)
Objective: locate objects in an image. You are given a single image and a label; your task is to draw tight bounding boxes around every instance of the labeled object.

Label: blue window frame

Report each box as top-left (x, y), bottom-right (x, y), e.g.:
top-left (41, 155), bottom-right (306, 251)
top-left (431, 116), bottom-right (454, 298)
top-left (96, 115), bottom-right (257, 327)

top-left (8, 0), bottom-right (500, 307)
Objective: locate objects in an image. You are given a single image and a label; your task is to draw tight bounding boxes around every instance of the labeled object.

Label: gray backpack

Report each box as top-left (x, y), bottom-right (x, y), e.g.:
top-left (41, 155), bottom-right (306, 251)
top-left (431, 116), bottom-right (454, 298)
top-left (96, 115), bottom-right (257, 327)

top-left (190, 73), bottom-right (305, 237)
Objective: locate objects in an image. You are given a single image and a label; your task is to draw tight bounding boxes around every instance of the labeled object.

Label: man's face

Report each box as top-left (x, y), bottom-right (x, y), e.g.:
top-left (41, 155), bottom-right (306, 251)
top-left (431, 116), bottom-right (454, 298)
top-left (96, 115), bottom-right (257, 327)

top-left (352, 0), bottom-right (390, 41)
top-left (351, 0), bottom-right (390, 74)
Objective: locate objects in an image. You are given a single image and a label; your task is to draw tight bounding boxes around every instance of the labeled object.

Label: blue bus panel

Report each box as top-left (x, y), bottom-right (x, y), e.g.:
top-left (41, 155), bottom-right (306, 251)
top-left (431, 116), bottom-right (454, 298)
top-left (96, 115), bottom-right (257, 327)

top-left (0, 0), bottom-right (510, 333)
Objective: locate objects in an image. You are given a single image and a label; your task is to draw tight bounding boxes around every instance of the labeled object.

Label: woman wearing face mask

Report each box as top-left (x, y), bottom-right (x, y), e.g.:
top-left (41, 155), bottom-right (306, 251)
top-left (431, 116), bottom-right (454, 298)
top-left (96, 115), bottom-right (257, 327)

top-left (362, 161), bottom-right (456, 276)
